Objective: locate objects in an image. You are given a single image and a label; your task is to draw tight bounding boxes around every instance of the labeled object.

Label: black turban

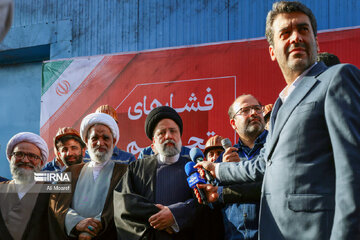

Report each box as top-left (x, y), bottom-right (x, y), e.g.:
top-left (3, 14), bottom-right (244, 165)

top-left (145, 106), bottom-right (183, 140)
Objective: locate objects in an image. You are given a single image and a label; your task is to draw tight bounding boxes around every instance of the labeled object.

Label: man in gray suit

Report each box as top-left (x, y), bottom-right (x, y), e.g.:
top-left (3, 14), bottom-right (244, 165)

top-left (196, 1), bottom-right (360, 239)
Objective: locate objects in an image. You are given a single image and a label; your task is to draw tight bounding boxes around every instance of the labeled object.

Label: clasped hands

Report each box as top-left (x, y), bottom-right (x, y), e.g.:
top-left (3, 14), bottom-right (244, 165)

top-left (148, 204), bottom-right (176, 234)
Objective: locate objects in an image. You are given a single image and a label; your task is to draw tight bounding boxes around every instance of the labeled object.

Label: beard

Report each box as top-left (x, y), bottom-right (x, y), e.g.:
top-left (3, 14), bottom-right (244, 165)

top-left (286, 42), bottom-right (317, 73)
top-left (244, 116), bottom-right (265, 139)
top-left (63, 154), bottom-right (83, 166)
top-left (10, 159), bottom-right (41, 184)
top-left (88, 143), bottom-right (114, 164)
top-left (154, 139), bottom-right (182, 157)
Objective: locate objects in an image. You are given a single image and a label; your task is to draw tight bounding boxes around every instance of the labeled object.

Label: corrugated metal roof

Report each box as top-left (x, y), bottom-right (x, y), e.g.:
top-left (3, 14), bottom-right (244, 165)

top-left (7, 0), bottom-right (360, 59)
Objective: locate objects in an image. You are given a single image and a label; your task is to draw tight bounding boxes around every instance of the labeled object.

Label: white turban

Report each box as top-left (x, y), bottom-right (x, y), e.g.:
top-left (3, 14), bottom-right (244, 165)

top-left (6, 132), bottom-right (49, 166)
top-left (80, 112), bottom-right (119, 145)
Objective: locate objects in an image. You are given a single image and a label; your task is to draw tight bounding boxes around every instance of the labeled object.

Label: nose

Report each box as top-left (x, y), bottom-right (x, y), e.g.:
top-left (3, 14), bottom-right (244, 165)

top-left (164, 130), bottom-right (173, 140)
top-left (22, 155), bottom-right (31, 163)
top-left (96, 138), bottom-right (104, 146)
top-left (249, 108), bottom-right (259, 116)
top-left (289, 30), bottom-right (303, 44)
top-left (65, 149), bottom-right (73, 156)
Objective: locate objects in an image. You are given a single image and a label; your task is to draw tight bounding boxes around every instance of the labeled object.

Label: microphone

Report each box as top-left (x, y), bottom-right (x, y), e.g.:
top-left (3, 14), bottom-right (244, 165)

top-left (184, 161), bottom-right (213, 208)
top-left (189, 148), bottom-right (218, 186)
top-left (221, 138), bottom-right (232, 150)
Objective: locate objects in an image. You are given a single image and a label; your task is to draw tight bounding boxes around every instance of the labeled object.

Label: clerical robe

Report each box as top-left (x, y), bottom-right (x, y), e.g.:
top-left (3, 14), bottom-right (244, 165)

top-left (114, 155), bottom-right (214, 240)
top-left (49, 162), bottom-right (127, 240)
top-left (0, 181), bottom-right (50, 240)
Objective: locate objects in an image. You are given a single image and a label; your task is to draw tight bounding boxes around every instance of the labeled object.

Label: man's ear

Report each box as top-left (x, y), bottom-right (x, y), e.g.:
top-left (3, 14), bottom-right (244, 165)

top-left (81, 147), bottom-right (86, 157)
top-left (269, 45), bottom-right (276, 61)
top-left (315, 37), bottom-right (320, 52)
top-left (56, 150), bottom-right (61, 159)
top-left (230, 118), bottom-right (237, 130)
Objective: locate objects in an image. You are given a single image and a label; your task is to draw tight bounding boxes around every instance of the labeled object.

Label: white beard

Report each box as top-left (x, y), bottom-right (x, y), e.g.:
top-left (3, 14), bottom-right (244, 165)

top-left (10, 160), bottom-right (40, 184)
top-left (88, 143), bottom-right (114, 163)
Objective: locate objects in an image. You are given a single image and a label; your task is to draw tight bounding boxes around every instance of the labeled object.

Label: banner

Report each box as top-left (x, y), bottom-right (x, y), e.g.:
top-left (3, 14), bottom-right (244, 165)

top-left (41, 27), bottom-right (360, 160)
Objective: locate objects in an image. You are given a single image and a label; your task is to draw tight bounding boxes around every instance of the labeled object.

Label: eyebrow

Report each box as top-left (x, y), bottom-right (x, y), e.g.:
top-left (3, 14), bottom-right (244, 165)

top-left (296, 23), bottom-right (310, 29)
top-left (156, 127), bottom-right (177, 132)
top-left (279, 22), bottom-right (310, 32)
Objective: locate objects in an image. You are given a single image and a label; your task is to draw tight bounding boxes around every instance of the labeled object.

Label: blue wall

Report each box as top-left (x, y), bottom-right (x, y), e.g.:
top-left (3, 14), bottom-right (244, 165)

top-left (2, 0), bottom-right (360, 59)
top-left (0, 0), bottom-right (359, 178)
top-left (0, 62), bottom-right (42, 179)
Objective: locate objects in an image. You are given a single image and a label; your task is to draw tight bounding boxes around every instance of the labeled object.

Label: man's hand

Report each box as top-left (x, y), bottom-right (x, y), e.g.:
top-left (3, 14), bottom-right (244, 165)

top-left (78, 232), bottom-right (93, 240)
top-left (194, 161), bottom-right (217, 179)
top-left (148, 204), bottom-right (175, 230)
top-left (197, 184), bottom-right (219, 202)
top-left (222, 147), bottom-right (241, 162)
top-left (75, 218), bottom-right (102, 237)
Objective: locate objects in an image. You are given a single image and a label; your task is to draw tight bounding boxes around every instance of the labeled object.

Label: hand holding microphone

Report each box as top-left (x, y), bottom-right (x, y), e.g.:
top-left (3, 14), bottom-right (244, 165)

top-left (184, 161), bottom-right (213, 208)
top-left (190, 148), bottom-right (218, 186)
top-left (221, 138), bottom-right (241, 162)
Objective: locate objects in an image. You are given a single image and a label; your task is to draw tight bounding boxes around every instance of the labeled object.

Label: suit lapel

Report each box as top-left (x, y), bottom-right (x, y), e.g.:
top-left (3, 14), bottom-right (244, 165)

top-left (267, 63), bottom-right (327, 159)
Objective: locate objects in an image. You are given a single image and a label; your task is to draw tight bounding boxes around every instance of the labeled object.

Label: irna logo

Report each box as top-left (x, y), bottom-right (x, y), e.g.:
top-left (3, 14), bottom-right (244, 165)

top-left (34, 172), bottom-right (71, 182)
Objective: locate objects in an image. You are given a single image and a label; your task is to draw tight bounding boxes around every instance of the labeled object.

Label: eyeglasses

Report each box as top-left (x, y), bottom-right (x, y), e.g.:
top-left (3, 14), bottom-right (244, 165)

top-left (11, 151), bottom-right (41, 161)
top-left (233, 105), bottom-right (264, 118)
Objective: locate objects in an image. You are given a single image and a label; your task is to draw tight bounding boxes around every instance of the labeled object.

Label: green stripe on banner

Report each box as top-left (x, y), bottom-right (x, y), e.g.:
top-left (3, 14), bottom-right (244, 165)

top-left (41, 60), bottom-right (73, 96)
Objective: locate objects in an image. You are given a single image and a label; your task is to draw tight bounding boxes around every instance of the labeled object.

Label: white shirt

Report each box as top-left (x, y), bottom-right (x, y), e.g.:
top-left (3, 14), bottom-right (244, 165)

top-left (13, 179), bottom-right (35, 200)
top-left (88, 158), bottom-right (111, 181)
top-left (279, 63), bottom-right (317, 103)
top-left (157, 153), bottom-right (180, 165)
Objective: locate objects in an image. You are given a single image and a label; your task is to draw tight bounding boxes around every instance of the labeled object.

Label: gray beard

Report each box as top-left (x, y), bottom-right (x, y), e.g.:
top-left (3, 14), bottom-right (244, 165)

top-left (88, 145), bottom-right (114, 163)
top-left (10, 160), bottom-right (40, 184)
top-left (245, 125), bottom-right (264, 139)
top-left (155, 139), bottom-right (182, 157)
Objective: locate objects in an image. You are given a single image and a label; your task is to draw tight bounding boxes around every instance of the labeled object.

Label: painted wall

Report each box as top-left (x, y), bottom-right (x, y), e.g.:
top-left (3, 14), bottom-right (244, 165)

top-left (0, 0), bottom-right (359, 177)
top-left (0, 62), bottom-right (42, 178)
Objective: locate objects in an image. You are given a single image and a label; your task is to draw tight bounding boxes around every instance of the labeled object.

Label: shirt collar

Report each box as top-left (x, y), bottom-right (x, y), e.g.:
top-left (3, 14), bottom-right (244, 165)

top-left (157, 153), bottom-right (180, 165)
top-left (88, 158), bottom-right (111, 168)
top-left (112, 146), bottom-right (120, 156)
top-left (237, 130), bottom-right (268, 149)
top-left (279, 62), bottom-right (317, 103)
top-left (54, 158), bottom-right (67, 171)
top-left (13, 179), bottom-right (36, 198)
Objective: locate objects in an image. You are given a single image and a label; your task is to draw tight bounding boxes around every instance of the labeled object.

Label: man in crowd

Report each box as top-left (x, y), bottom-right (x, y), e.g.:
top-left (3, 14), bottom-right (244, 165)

top-left (114, 106), bottom-right (212, 240)
top-left (220, 94), bottom-right (267, 240)
top-left (198, 95), bottom-right (266, 240)
top-left (196, 1), bottom-right (360, 239)
top-left (49, 113), bottom-right (128, 239)
top-left (83, 104), bottom-right (136, 164)
top-left (317, 52), bottom-right (340, 67)
top-left (222, 94), bottom-right (268, 240)
top-left (0, 132), bottom-right (50, 239)
top-left (42, 127), bottom-right (86, 172)
top-left (203, 135), bottom-right (224, 163)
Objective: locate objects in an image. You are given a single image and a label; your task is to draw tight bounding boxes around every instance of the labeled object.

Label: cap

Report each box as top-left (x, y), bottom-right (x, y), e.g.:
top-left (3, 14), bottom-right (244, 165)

top-left (204, 135), bottom-right (224, 157)
top-left (53, 127), bottom-right (83, 158)
top-left (95, 104), bottom-right (118, 123)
